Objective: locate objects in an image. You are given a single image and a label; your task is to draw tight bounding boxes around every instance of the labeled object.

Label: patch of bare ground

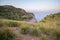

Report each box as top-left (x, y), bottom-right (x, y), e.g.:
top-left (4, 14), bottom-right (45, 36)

top-left (17, 34), bottom-right (56, 40)
top-left (46, 35), bottom-right (56, 40)
top-left (8, 27), bottom-right (55, 40)
top-left (17, 34), bottom-right (40, 40)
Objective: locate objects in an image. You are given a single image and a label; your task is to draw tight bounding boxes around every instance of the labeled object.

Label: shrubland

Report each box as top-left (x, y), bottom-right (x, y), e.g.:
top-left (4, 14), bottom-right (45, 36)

top-left (0, 5), bottom-right (60, 40)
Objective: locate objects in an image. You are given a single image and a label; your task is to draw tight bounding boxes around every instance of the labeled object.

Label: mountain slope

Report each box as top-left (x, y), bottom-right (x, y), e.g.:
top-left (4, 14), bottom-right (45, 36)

top-left (0, 5), bottom-right (35, 21)
top-left (0, 12), bottom-right (60, 40)
top-left (40, 12), bottom-right (60, 27)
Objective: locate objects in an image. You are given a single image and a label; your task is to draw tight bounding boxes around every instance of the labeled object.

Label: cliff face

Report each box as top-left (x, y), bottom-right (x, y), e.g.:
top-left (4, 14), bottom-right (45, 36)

top-left (0, 5), bottom-right (36, 22)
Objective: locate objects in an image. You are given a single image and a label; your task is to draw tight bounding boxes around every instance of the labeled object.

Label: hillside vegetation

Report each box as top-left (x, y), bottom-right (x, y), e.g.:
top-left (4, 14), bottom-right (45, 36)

top-left (0, 5), bottom-right (34, 21)
top-left (40, 12), bottom-right (60, 28)
top-left (0, 5), bottom-right (60, 40)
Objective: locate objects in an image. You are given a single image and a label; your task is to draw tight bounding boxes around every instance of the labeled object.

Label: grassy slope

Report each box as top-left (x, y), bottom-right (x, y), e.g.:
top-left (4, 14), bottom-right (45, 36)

top-left (0, 19), bottom-right (38, 26)
top-left (0, 12), bottom-right (60, 34)
top-left (0, 5), bottom-right (60, 40)
top-left (40, 12), bottom-right (60, 28)
top-left (0, 5), bottom-right (34, 21)
top-left (0, 13), bottom-right (60, 40)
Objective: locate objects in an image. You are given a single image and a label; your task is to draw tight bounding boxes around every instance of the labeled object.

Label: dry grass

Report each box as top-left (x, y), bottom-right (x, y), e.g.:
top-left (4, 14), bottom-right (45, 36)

top-left (0, 19), bottom-right (60, 40)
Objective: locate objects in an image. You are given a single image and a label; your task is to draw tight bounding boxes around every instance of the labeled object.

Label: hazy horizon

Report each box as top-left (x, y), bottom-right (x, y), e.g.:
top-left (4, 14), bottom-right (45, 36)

top-left (0, 0), bottom-right (60, 21)
top-left (0, 0), bottom-right (60, 11)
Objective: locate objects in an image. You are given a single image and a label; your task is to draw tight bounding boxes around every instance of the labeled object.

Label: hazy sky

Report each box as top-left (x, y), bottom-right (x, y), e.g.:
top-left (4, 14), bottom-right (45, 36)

top-left (0, 0), bottom-right (60, 11)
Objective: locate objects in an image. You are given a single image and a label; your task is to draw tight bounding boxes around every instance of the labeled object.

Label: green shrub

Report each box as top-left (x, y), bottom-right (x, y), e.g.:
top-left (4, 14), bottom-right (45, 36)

top-left (39, 26), bottom-right (53, 35)
top-left (0, 28), bottom-right (16, 40)
top-left (20, 26), bottom-right (41, 36)
top-left (41, 19), bottom-right (46, 23)
top-left (20, 27), bottom-right (30, 34)
top-left (0, 21), bottom-right (3, 27)
top-left (52, 28), bottom-right (60, 40)
top-left (39, 26), bottom-right (47, 34)
top-left (30, 28), bottom-right (41, 36)
top-left (8, 22), bottom-right (20, 27)
top-left (40, 34), bottom-right (46, 40)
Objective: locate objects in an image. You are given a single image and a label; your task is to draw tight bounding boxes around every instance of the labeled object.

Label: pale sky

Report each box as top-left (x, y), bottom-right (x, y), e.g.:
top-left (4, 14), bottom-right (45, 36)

top-left (0, 0), bottom-right (60, 11)
top-left (0, 0), bottom-right (60, 21)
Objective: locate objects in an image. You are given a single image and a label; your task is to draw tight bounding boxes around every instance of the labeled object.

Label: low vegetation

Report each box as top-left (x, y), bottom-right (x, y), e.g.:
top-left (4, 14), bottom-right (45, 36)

top-left (0, 27), bottom-right (16, 40)
top-left (0, 5), bottom-right (60, 40)
top-left (0, 5), bottom-right (34, 21)
top-left (0, 15), bottom-right (60, 40)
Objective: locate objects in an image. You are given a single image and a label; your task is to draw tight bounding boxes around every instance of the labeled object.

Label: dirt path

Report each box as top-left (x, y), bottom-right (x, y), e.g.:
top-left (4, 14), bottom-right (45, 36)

top-left (9, 27), bottom-right (55, 40)
top-left (9, 27), bottom-right (40, 40)
top-left (17, 34), bottom-right (40, 40)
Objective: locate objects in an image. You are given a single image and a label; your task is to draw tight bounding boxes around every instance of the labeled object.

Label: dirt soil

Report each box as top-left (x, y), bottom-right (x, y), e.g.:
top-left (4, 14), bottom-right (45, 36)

top-left (9, 27), bottom-right (55, 40)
